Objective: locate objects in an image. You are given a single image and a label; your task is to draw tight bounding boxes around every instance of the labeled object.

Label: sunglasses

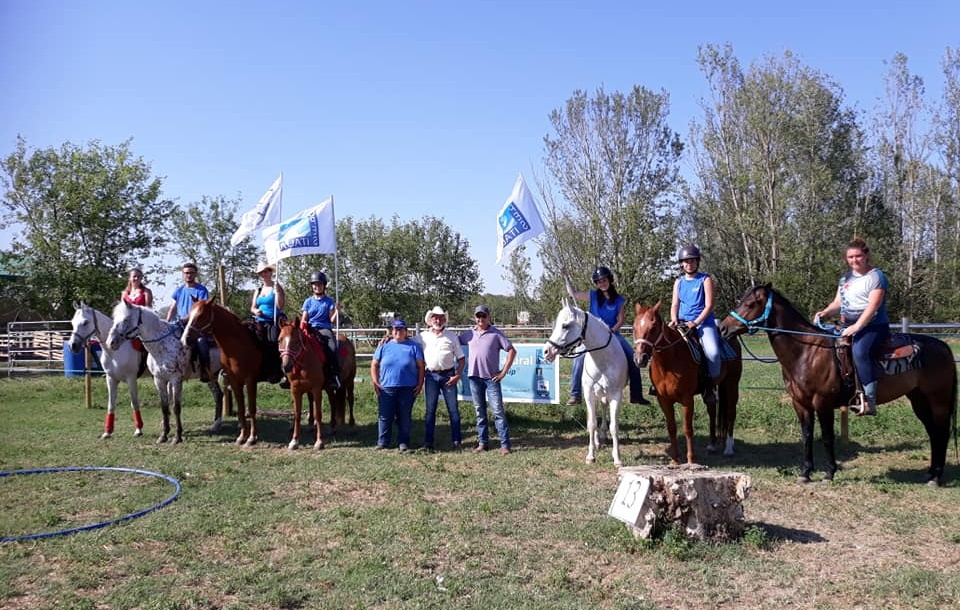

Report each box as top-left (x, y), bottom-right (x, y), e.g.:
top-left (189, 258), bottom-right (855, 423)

top-left (475, 313), bottom-right (488, 318)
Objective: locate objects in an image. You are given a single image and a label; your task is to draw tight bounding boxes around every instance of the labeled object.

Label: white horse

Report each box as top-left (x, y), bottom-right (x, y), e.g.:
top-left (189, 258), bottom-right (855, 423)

top-left (542, 300), bottom-right (629, 466)
top-left (106, 300), bottom-right (223, 444)
top-left (69, 302), bottom-right (151, 439)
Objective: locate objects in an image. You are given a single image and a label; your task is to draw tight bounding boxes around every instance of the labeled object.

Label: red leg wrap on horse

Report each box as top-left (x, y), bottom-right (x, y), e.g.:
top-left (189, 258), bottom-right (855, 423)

top-left (104, 412), bottom-right (115, 434)
top-left (133, 410), bottom-right (143, 429)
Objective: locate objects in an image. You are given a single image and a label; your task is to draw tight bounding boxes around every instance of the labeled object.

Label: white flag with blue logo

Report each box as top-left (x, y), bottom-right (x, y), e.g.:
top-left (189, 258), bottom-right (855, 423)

top-left (230, 174), bottom-right (283, 247)
top-left (496, 173), bottom-right (545, 264)
top-left (263, 197), bottom-right (337, 263)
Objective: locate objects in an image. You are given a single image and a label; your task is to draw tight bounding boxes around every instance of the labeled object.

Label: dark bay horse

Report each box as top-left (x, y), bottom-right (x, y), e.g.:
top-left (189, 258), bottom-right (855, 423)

top-left (633, 300), bottom-right (743, 464)
top-left (720, 284), bottom-right (957, 486)
top-left (184, 298), bottom-right (282, 447)
top-left (278, 318), bottom-right (328, 449)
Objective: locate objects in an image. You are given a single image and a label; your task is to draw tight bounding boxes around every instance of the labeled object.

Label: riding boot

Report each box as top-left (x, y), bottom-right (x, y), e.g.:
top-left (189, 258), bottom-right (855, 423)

top-left (197, 338), bottom-right (211, 383)
top-left (854, 381), bottom-right (878, 416)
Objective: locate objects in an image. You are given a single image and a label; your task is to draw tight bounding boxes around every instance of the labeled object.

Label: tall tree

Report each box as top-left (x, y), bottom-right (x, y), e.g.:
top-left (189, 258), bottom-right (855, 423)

top-left (165, 194), bottom-right (259, 313)
top-left (931, 47), bottom-right (960, 319)
top-left (0, 137), bottom-right (169, 316)
top-left (539, 86), bottom-right (683, 304)
top-left (688, 44), bottom-right (868, 313)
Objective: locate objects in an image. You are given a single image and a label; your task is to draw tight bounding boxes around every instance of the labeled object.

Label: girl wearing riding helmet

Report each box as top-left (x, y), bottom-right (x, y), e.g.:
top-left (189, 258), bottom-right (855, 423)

top-left (300, 270), bottom-right (341, 390)
top-left (671, 245), bottom-right (722, 386)
top-left (565, 266), bottom-right (650, 405)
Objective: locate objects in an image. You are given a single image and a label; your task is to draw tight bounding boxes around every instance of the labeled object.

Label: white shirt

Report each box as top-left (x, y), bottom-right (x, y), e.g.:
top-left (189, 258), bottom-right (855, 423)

top-left (416, 328), bottom-right (464, 372)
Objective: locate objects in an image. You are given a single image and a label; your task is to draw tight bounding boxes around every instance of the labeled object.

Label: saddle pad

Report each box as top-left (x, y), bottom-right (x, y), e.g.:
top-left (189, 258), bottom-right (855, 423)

top-left (878, 344), bottom-right (921, 376)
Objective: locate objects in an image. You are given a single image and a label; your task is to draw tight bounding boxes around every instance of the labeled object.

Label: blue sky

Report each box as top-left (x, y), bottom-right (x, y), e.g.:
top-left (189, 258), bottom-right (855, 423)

top-left (1, 0), bottom-right (957, 297)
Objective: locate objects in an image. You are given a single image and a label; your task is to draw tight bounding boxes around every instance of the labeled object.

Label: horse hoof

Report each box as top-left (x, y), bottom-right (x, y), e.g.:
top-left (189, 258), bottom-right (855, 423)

top-left (171, 437), bottom-right (183, 445)
top-left (926, 477), bottom-right (942, 487)
top-left (134, 429), bottom-right (143, 437)
top-left (723, 449), bottom-right (735, 457)
top-left (244, 438), bottom-right (257, 447)
top-left (287, 441), bottom-right (298, 450)
top-left (208, 419), bottom-right (223, 434)
top-left (235, 437), bottom-right (246, 446)
top-left (314, 441), bottom-right (324, 450)
top-left (796, 475), bottom-right (812, 484)
top-left (156, 437), bottom-right (167, 444)
top-left (706, 444), bottom-right (718, 454)
top-left (585, 456), bottom-right (596, 464)
top-left (100, 432), bottom-right (112, 440)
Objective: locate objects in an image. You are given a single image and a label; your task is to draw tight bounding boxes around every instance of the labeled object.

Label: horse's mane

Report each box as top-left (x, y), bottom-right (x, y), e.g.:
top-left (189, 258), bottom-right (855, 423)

top-left (750, 284), bottom-right (817, 330)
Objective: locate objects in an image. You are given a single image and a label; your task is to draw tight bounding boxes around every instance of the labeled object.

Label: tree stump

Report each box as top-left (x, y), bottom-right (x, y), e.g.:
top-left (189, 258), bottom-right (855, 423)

top-left (611, 465), bottom-right (751, 542)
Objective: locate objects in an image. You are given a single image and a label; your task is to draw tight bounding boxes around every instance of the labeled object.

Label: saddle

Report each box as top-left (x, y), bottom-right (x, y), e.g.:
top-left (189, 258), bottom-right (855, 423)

top-left (676, 325), bottom-right (736, 394)
top-left (242, 319), bottom-right (284, 384)
top-left (834, 333), bottom-right (922, 402)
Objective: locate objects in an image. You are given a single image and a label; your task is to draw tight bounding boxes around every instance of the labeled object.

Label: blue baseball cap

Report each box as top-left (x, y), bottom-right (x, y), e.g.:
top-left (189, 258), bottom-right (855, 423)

top-left (392, 318), bottom-right (407, 329)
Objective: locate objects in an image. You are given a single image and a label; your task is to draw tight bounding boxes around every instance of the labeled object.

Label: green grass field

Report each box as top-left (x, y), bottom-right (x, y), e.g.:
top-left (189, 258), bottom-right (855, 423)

top-left (1, 346), bottom-right (958, 610)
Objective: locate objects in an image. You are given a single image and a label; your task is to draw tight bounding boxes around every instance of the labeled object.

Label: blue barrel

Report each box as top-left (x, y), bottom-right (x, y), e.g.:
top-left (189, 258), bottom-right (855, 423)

top-left (63, 341), bottom-right (104, 377)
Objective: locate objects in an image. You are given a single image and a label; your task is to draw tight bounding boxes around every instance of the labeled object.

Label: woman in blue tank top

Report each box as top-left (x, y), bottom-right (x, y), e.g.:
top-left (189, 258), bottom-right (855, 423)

top-left (671, 245), bottom-right (722, 384)
top-left (250, 262), bottom-right (286, 323)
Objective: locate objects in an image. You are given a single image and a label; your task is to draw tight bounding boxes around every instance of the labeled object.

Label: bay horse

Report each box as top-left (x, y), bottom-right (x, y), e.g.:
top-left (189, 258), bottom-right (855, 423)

top-left (69, 302), bottom-right (150, 439)
top-left (632, 300), bottom-right (743, 464)
top-left (720, 284), bottom-right (957, 485)
top-left (106, 300), bottom-right (224, 444)
top-left (277, 318), bottom-right (328, 450)
top-left (543, 300), bottom-right (628, 466)
top-left (183, 297), bottom-right (283, 447)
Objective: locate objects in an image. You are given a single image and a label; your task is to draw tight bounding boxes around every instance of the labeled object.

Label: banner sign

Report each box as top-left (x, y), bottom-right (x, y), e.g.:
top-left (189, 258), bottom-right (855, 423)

top-left (457, 343), bottom-right (559, 404)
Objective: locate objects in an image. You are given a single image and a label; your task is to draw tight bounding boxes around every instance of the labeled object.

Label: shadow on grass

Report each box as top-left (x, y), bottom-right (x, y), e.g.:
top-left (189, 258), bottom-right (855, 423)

top-left (752, 522), bottom-right (828, 544)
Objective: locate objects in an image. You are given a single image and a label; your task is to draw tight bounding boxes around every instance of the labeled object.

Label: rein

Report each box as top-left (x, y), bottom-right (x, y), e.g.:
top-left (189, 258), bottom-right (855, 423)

top-left (728, 290), bottom-right (837, 340)
top-left (121, 307), bottom-right (176, 343)
top-left (634, 319), bottom-right (686, 353)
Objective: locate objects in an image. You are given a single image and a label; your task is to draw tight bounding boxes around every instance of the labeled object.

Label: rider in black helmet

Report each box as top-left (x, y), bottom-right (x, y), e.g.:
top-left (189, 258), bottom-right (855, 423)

top-left (564, 265), bottom-right (650, 406)
top-left (671, 244), bottom-right (722, 390)
top-left (300, 270), bottom-right (341, 391)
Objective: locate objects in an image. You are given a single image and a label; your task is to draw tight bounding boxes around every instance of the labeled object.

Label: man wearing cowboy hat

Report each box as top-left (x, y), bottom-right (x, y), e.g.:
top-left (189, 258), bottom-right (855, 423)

top-left (414, 306), bottom-right (466, 451)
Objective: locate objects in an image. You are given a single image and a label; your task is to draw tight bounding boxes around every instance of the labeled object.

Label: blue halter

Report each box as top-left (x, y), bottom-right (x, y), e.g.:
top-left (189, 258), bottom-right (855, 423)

top-left (727, 289), bottom-right (774, 335)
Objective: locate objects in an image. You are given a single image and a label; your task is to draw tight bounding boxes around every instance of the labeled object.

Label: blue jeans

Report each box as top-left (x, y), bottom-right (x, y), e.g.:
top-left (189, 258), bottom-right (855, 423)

top-left (424, 370), bottom-right (462, 447)
top-left (695, 322), bottom-right (723, 380)
top-left (377, 386), bottom-right (415, 448)
top-left (569, 336), bottom-right (645, 401)
top-left (852, 323), bottom-right (888, 387)
top-left (468, 377), bottom-right (510, 449)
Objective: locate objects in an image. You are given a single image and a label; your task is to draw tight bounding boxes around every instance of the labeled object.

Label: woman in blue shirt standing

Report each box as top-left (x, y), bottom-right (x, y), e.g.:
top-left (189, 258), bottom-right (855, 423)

top-left (670, 245), bottom-right (722, 388)
top-left (371, 318), bottom-right (425, 452)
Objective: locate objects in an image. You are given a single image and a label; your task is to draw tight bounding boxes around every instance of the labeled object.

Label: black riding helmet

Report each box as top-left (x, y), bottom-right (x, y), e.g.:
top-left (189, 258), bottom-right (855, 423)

top-left (309, 271), bottom-right (328, 285)
top-left (591, 266), bottom-right (614, 283)
top-left (677, 245), bottom-right (702, 262)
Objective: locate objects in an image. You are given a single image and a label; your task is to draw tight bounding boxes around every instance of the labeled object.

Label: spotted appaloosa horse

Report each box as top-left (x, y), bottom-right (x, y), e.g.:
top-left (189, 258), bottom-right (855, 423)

top-left (69, 302), bottom-right (150, 439)
top-left (633, 299), bottom-right (743, 464)
top-left (543, 300), bottom-right (629, 466)
top-left (720, 284), bottom-right (957, 485)
top-left (106, 300), bottom-right (224, 445)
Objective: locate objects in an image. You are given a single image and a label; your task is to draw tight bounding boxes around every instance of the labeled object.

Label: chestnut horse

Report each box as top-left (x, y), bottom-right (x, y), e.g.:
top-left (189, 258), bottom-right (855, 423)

top-left (633, 300), bottom-right (743, 464)
top-left (184, 297), bottom-right (281, 447)
top-left (720, 284), bottom-right (957, 486)
top-left (277, 318), bottom-right (327, 450)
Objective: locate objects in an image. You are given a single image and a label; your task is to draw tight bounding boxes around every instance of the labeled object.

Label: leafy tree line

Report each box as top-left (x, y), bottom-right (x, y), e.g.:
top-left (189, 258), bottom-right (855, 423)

top-left (4, 44), bottom-right (960, 326)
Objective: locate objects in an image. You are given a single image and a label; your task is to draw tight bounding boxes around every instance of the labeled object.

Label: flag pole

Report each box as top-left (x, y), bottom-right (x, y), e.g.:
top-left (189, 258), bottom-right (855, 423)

top-left (331, 195), bottom-right (340, 337)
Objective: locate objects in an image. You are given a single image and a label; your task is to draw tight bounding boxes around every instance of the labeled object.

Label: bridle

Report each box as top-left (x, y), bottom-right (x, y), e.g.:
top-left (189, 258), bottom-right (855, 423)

top-left (279, 326), bottom-right (307, 371)
top-left (546, 308), bottom-right (613, 357)
top-left (633, 316), bottom-right (686, 352)
top-left (116, 305), bottom-right (176, 343)
top-left (70, 308), bottom-right (101, 346)
top-left (727, 289), bottom-right (774, 335)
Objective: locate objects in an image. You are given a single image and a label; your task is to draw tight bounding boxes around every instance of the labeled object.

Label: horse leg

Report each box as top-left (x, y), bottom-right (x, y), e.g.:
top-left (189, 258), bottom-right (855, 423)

top-left (609, 398), bottom-right (622, 467)
top-left (722, 382), bottom-right (738, 457)
top-left (909, 394), bottom-right (949, 486)
top-left (585, 399), bottom-right (598, 463)
top-left (128, 374), bottom-right (143, 437)
top-left (155, 377), bottom-right (170, 444)
top-left (234, 381), bottom-right (248, 446)
top-left (704, 387), bottom-right (719, 454)
top-left (312, 387), bottom-right (325, 450)
top-left (682, 399), bottom-right (696, 465)
top-left (816, 407), bottom-right (837, 481)
top-left (658, 398), bottom-right (681, 465)
top-left (794, 404), bottom-right (815, 483)
top-left (171, 380), bottom-right (184, 444)
top-left (207, 378), bottom-right (224, 434)
top-left (101, 374), bottom-right (120, 439)
top-left (244, 380), bottom-right (258, 447)
top-left (289, 388), bottom-right (301, 450)
top-left (347, 382), bottom-right (356, 426)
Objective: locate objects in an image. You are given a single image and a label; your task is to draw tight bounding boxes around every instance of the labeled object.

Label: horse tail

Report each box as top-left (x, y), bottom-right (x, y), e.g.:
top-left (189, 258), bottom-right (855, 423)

top-left (952, 364), bottom-right (959, 463)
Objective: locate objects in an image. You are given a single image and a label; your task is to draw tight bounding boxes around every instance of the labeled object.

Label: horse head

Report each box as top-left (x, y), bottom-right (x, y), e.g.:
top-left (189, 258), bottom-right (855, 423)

top-left (632, 299), bottom-right (665, 368)
top-left (542, 303), bottom-right (585, 363)
top-left (719, 283), bottom-right (774, 339)
top-left (107, 300), bottom-right (142, 351)
top-left (277, 318), bottom-right (305, 375)
top-left (68, 301), bottom-right (97, 353)
top-left (183, 297), bottom-right (216, 346)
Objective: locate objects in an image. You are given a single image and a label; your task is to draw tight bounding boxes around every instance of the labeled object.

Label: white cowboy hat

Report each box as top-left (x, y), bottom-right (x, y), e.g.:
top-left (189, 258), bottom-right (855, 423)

top-left (256, 261), bottom-right (276, 275)
top-left (424, 306), bottom-right (448, 325)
